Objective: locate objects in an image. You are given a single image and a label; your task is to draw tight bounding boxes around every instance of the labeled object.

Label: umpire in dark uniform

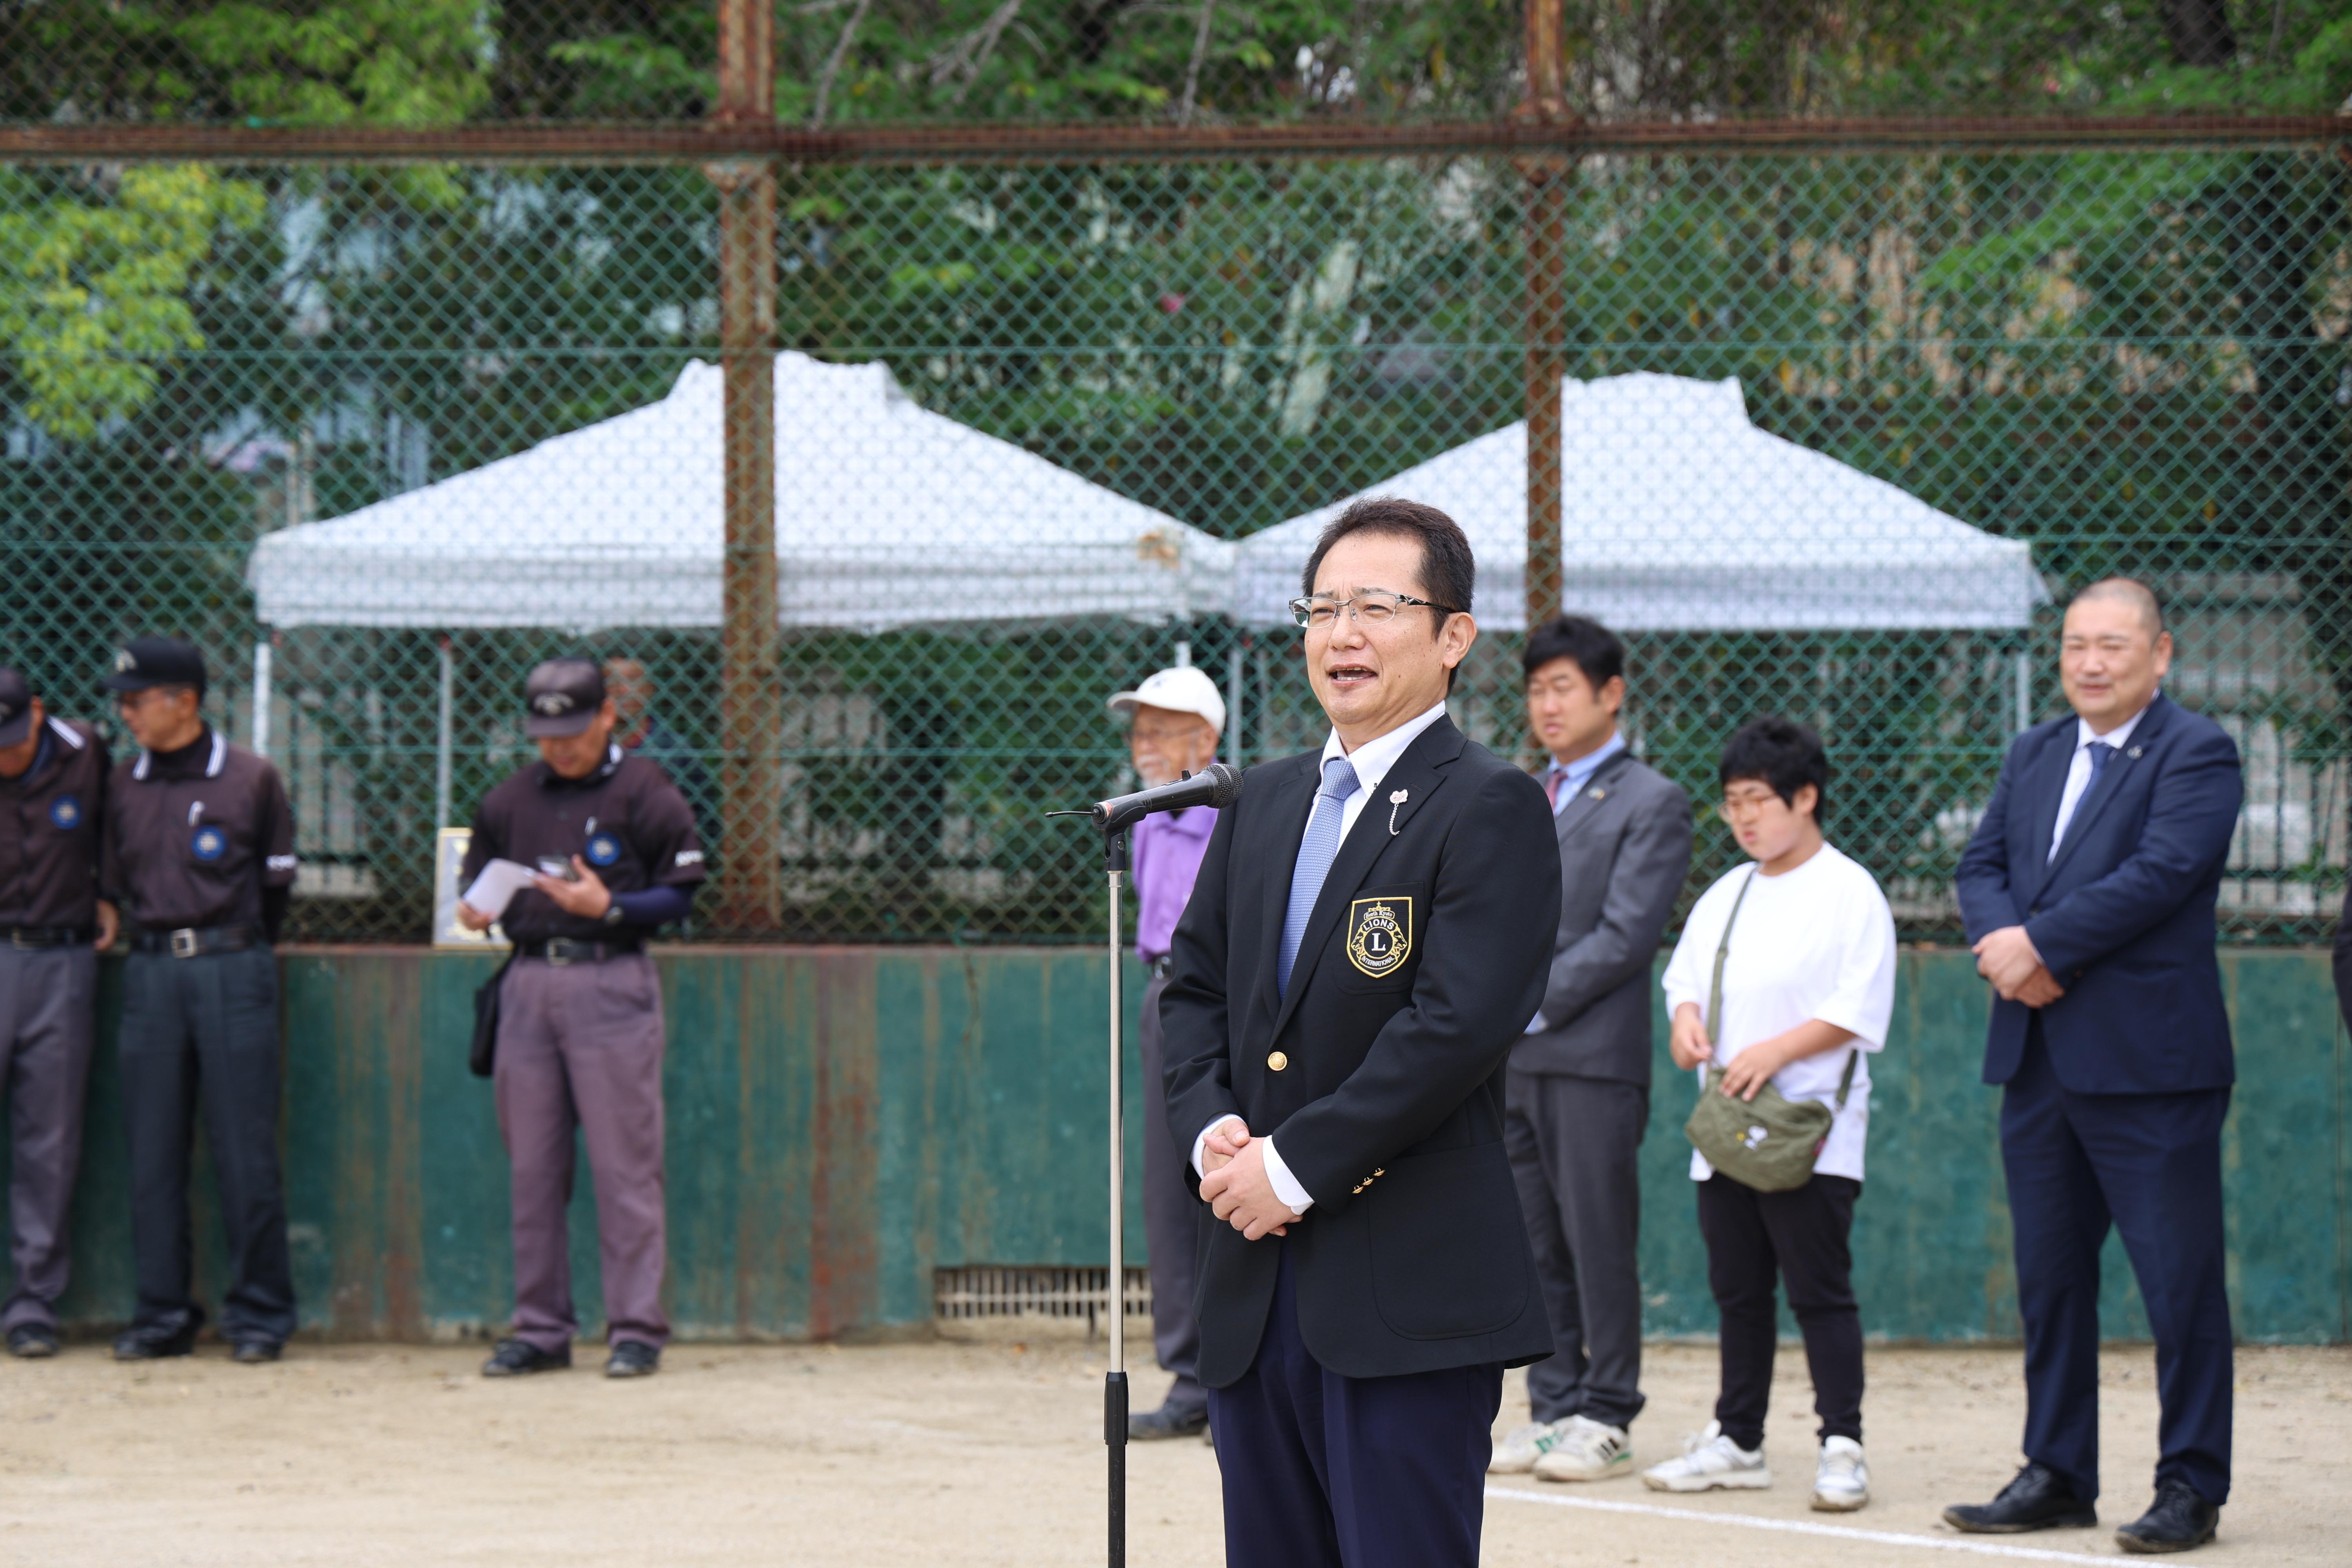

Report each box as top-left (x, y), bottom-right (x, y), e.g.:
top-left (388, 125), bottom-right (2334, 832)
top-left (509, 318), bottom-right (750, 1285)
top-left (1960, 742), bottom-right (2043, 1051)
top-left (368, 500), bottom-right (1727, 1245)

top-left (458, 658), bottom-right (704, 1380)
top-left (0, 668), bottom-right (114, 1357)
top-left (100, 637), bottom-right (300, 1363)
top-left (1162, 498), bottom-right (1561, 1568)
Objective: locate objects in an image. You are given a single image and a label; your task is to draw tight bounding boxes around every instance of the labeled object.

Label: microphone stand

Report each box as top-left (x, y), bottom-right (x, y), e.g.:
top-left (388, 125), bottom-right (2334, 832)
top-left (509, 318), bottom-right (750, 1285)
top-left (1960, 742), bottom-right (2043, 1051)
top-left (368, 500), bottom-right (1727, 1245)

top-left (1046, 807), bottom-right (1130, 1568)
top-left (1049, 763), bottom-right (1236, 1567)
top-left (1100, 822), bottom-right (1130, 1568)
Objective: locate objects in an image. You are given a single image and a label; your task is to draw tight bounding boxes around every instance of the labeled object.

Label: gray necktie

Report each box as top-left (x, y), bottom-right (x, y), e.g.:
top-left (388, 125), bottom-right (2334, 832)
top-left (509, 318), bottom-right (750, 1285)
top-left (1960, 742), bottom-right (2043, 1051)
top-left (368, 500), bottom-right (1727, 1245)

top-left (1279, 756), bottom-right (1360, 1000)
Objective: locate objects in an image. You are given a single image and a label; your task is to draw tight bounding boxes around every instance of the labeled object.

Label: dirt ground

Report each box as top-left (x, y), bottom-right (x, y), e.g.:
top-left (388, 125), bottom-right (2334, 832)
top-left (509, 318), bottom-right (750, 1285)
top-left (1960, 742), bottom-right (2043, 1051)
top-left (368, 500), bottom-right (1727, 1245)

top-left (0, 1327), bottom-right (2344, 1566)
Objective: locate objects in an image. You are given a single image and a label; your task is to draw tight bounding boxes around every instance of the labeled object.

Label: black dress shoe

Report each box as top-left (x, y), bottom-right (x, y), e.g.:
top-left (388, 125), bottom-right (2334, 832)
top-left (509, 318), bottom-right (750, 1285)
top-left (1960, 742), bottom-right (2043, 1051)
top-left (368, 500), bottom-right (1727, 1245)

top-left (2115, 1481), bottom-right (2220, 1554)
top-left (8, 1325), bottom-right (59, 1359)
top-left (481, 1337), bottom-right (572, 1377)
top-left (231, 1339), bottom-right (283, 1365)
top-left (1943, 1462), bottom-right (2098, 1533)
top-left (1129, 1401), bottom-right (1210, 1440)
top-left (604, 1340), bottom-right (661, 1378)
top-left (112, 1320), bottom-right (200, 1362)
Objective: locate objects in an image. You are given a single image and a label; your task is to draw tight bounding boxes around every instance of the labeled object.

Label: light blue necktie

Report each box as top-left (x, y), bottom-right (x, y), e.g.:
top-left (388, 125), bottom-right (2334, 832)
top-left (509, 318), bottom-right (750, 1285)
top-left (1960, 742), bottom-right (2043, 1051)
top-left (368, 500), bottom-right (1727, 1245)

top-left (1279, 755), bottom-right (1360, 999)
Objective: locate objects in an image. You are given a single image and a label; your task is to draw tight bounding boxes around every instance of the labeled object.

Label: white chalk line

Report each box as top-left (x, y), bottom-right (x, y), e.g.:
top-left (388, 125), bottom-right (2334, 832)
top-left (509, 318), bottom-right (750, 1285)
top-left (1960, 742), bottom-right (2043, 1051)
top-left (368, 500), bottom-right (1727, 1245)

top-left (1485, 1485), bottom-right (2120, 1564)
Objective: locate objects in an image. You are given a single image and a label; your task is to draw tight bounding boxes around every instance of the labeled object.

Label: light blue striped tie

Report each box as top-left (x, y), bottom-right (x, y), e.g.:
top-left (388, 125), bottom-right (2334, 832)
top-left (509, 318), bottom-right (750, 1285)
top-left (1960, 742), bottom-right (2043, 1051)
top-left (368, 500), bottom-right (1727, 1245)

top-left (1279, 755), bottom-right (1360, 999)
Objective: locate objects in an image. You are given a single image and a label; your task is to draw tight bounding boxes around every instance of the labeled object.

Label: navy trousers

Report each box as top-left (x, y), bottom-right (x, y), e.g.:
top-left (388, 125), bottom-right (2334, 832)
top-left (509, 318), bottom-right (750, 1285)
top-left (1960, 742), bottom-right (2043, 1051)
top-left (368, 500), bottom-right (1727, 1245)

top-left (2002, 1025), bottom-right (2232, 1506)
top-left (1207, 1245), bottom-right (1501, 1568)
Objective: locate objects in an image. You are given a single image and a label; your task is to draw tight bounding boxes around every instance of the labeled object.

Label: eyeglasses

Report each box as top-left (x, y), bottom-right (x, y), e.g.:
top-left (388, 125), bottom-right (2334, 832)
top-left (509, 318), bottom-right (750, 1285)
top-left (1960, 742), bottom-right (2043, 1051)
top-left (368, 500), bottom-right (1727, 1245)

top-left (1715, 791), bottom-right (1781, 823)
top-left (1287, 589), bottom-right (1459, 631)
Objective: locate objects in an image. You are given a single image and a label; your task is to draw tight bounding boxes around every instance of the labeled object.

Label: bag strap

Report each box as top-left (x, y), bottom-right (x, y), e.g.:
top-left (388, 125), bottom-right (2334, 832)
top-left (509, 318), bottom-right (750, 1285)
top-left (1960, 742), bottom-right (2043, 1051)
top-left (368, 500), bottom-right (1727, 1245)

top-left (1703, 867), bottom-right (1759, 1048)
top-left (1831, 1044), bottom-right (1859, 1110)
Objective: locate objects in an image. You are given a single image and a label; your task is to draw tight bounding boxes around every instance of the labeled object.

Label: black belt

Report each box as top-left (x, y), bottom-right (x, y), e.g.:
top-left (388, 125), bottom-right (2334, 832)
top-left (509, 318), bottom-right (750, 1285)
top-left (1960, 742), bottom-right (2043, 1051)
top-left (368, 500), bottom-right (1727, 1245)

top-left (519, 937), bottom-right (642, 966)
top-left (7, 925), bottom-right (92, 949)
top-left (133, 923), bottom-right (260, 958)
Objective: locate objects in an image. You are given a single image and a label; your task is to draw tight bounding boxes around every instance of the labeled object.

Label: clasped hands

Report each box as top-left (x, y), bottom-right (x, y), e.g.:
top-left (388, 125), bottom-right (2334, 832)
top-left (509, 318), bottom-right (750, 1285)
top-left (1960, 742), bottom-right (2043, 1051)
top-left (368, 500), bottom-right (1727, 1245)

top-left (1973, 924), bottom-right (2064, 1007)
top-left (1197, 1118), bottom-right (1295, 1241)
top-left (1668, 1005), bottom-right (1808, 1103)
top-left (456, 855), bottom-right (612, 932)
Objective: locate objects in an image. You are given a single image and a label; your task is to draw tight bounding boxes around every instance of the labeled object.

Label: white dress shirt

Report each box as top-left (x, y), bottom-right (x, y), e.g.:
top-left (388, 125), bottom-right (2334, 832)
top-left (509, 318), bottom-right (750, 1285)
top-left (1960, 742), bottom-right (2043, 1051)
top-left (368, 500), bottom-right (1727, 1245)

top-left (1192, 698), bottom-right (1454, 1215)
top-left (2048, 701), bottom-right (2152, 861)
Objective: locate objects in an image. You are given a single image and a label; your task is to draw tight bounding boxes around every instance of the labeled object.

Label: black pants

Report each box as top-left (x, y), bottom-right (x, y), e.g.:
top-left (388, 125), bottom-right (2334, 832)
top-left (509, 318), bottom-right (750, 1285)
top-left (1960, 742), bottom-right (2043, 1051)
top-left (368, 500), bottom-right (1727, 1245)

top-left (1503, 1069), bottom-right (1647, 1429)
top-left (1695, 1171), bottom-right (1862, 1452)
top-left (118, 947), bottom-right (297, 1344)
top-left (1209, 1245), bottom-right (1500, 1568)
top-left (2004, 1024), bottom-right (2231, 1505)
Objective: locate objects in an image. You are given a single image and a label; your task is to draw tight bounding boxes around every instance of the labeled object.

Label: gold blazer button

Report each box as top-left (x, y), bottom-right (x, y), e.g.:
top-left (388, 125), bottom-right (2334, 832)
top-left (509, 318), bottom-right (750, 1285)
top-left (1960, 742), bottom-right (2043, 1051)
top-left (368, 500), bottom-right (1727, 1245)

top-left (1267, 1051), bottom-right (1289, 1072)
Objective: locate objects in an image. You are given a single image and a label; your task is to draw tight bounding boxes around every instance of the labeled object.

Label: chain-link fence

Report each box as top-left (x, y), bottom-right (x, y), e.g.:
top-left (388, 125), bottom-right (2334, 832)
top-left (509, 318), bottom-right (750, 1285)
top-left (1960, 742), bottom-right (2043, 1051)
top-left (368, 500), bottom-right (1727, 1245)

top-left (4, 132), bottom-right (2348, 942)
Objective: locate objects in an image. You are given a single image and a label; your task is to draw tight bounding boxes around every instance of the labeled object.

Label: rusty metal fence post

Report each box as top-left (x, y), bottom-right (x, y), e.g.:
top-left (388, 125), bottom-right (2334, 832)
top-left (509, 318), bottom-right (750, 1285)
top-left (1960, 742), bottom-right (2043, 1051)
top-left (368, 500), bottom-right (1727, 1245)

top-left (1517, 0), bottom-right (1571, 633)
top-left (708, 0), bottom-right (782, 931)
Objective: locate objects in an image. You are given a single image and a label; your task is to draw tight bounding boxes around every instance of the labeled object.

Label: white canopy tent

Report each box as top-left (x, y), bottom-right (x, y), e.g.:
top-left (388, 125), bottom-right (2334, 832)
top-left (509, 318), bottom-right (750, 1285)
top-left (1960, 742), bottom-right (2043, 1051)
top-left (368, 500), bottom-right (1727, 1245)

top-left (244, 352), bottom-right (1234, 824)
top-left (249, 353), bottom-right (1231, 634)
top-left (1232, 372), bottom-right (2047, 634)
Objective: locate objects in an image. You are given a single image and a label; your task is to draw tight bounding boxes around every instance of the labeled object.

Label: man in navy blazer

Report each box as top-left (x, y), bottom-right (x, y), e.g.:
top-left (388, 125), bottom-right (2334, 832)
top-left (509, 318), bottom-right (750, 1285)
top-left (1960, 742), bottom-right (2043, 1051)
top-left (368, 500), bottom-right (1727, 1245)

top-left (1947, 578), bottom-right (2242, 1556)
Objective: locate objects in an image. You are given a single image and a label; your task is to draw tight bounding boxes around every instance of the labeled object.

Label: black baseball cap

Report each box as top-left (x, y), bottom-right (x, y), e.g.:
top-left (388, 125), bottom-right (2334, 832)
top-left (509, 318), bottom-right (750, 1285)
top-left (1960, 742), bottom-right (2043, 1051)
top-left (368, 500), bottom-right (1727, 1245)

top-left (0, 668), bottom-right (33, 749)
top-left (102, 635), bottom-right (208, 696)
top-left (523, 657), bottom-right (608, 738)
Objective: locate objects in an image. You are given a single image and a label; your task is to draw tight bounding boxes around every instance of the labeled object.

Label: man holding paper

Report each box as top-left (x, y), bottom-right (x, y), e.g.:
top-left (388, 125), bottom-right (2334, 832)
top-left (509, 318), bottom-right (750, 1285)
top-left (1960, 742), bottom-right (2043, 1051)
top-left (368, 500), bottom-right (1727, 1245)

top-left (457, 657), bottom-right (705, 1379)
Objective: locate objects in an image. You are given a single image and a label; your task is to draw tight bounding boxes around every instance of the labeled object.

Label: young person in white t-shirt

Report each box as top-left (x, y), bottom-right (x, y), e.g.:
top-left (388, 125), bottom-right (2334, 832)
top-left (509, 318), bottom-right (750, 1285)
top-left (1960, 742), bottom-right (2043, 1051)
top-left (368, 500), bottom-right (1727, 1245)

top-left (1642, 717), bottom-right (1896, 1512)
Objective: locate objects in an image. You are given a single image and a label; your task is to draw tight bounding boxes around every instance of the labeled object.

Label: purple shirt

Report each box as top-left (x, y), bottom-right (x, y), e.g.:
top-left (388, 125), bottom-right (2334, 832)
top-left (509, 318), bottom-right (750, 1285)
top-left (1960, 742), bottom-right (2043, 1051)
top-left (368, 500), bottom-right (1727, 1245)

top-left (1132, 799), bottom-right (1219, 961)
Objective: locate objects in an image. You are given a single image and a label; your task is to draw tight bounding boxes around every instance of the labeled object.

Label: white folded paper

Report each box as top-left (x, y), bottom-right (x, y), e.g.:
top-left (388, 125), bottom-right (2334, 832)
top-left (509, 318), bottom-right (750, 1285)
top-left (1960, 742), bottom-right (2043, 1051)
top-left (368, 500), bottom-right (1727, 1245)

top-left (459, 858), bottom-right (542, 920)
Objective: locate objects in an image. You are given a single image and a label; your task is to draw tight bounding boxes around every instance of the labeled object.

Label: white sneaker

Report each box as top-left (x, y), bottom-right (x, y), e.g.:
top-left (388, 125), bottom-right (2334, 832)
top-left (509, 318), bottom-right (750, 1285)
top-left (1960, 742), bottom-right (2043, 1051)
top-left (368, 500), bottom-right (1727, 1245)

top-left (1488, 1419), bottom-right (1570, 1474)
top-left (1640, 1421), bottom-right (1772, 1493)
top-left (1531, 1414), bottom-right (1634, 1483)
top-left (1811, 1436), bottom-right (1869, 1511)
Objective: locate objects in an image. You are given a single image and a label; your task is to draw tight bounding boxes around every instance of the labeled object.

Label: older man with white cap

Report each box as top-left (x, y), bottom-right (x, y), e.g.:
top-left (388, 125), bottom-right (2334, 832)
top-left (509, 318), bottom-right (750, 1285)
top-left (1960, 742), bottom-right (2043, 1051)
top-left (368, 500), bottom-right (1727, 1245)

top-left (1109, 663), bottom-right (1227, 1440)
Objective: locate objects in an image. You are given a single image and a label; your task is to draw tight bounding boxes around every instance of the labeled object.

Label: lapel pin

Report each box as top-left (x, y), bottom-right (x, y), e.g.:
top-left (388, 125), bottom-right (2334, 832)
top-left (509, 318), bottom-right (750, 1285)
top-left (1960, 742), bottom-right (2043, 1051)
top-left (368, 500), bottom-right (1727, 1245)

top-left (1388, 788), bottom-right (1409, 836)
top-left (2127, 746), bottom-right (2142, 759)
top-left (1588, 786), bottom-right (1607, 800)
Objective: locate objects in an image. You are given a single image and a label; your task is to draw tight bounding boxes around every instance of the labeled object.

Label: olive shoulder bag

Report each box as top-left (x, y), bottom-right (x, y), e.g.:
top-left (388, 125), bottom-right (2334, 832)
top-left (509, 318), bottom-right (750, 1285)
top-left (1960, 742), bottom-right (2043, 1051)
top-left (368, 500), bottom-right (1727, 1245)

top-left (1682, 867), bottom-right (1858, 1193)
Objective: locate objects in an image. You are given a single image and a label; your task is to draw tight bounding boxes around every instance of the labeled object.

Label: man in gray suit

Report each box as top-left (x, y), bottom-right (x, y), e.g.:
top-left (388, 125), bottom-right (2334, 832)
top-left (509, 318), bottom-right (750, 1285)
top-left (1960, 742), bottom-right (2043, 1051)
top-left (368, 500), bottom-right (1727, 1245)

top-left (1490, 616), bottom-right (1693, 1484)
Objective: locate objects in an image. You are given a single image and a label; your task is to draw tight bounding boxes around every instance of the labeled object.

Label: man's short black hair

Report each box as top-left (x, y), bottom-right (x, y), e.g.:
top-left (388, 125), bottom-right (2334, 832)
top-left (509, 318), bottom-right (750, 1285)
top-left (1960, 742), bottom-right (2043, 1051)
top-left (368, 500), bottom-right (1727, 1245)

top-left (1719, 715), bottom-right (1830, 826)
top-left (1300, 496), bottom-right (1476, 690)
top-left (1522, 615), bottom-right (1624, 691)
top-left (1300, 497), bottom-right (1475, 621)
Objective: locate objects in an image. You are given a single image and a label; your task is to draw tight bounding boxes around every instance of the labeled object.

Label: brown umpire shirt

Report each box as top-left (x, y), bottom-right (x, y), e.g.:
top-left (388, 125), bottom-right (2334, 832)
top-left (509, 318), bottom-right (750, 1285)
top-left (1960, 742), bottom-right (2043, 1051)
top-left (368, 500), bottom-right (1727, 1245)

top-left (461, 743), bottom-right (705, 945)
top-left (0, 716), bottom-right (111, 929)
top-left (102, 727), bottom-right (298, 932)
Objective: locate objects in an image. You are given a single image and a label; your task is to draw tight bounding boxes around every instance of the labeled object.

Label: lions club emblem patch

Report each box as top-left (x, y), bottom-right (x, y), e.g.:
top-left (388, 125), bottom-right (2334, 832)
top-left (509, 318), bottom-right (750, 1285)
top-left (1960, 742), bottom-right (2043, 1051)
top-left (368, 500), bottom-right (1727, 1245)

top-left (1345, 897), bottom-right (1412, 979)
top-left (191, 824), bottom-right (228, 862)
top-left (49, 795), bottom-right (82, 830)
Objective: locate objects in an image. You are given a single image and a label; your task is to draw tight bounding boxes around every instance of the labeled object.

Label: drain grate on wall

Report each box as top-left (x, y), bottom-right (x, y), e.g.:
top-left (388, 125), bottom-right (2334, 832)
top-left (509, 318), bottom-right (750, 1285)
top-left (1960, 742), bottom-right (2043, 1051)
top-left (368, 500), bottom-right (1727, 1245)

top-left (935, 1266), bottom-right (1152, 1333)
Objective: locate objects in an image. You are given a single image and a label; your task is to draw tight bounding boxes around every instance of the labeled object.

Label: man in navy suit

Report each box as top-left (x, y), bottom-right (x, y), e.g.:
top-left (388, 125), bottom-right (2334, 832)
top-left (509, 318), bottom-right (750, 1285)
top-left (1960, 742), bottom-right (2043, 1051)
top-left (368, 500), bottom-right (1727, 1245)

top-left (1946, 578), bottom-right (2242, 1555)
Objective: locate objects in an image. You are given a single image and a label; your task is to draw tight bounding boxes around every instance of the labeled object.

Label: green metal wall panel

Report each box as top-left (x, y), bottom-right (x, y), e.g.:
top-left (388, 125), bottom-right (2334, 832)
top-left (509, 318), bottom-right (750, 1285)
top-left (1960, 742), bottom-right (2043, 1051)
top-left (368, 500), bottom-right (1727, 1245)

top-left (11, 947), bottom-right (2347, 1344)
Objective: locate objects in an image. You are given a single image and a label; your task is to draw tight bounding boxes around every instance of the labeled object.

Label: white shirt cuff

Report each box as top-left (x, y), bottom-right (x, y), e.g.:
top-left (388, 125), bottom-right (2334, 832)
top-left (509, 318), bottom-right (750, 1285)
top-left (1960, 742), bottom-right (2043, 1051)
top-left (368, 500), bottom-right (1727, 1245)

top-left (1261, 1137), bottom-right (1313, 1215)
top-left (1523, 1013), bottom-right (1548, 1034)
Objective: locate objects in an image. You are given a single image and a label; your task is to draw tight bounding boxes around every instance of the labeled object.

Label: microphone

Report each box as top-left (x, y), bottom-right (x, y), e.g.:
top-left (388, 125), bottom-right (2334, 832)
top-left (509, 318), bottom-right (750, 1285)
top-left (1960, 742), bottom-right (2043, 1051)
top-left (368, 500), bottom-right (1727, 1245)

top-left (1087, 763), bottom-right (1243, 835)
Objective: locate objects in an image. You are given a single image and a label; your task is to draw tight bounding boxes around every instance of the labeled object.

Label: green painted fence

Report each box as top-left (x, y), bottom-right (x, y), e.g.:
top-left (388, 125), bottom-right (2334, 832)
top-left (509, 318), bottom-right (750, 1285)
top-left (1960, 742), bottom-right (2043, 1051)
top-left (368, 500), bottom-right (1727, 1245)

top-left (23, 948), bottom-right (2351, 1344)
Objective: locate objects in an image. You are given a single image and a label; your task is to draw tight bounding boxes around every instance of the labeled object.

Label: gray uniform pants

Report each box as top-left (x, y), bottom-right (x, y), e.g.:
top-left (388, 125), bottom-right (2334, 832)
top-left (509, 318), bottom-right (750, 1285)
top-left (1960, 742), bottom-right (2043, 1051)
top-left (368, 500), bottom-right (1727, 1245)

top-left (0, 944), bottom-right (96, 1332)
top-left (1138, 972), bottom-right (1204, 1412)
top-left (1503, 1068), bottom-right (1648, 1430)
top-left (119, 946), bottom-right (298, 1343)
top-left (495, 953), bottom-right (670, 1352)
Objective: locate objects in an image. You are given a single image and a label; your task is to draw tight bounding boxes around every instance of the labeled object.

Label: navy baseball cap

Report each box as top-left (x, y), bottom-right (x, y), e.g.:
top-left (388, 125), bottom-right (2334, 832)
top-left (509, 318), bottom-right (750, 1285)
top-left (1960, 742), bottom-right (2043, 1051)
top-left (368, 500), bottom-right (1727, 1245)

top-left (0, 668), bottom-right (32, 748)
top-left (102, 636), bottom-right (208, 696)
top-left (523, 657), bottom-right (608, 738)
